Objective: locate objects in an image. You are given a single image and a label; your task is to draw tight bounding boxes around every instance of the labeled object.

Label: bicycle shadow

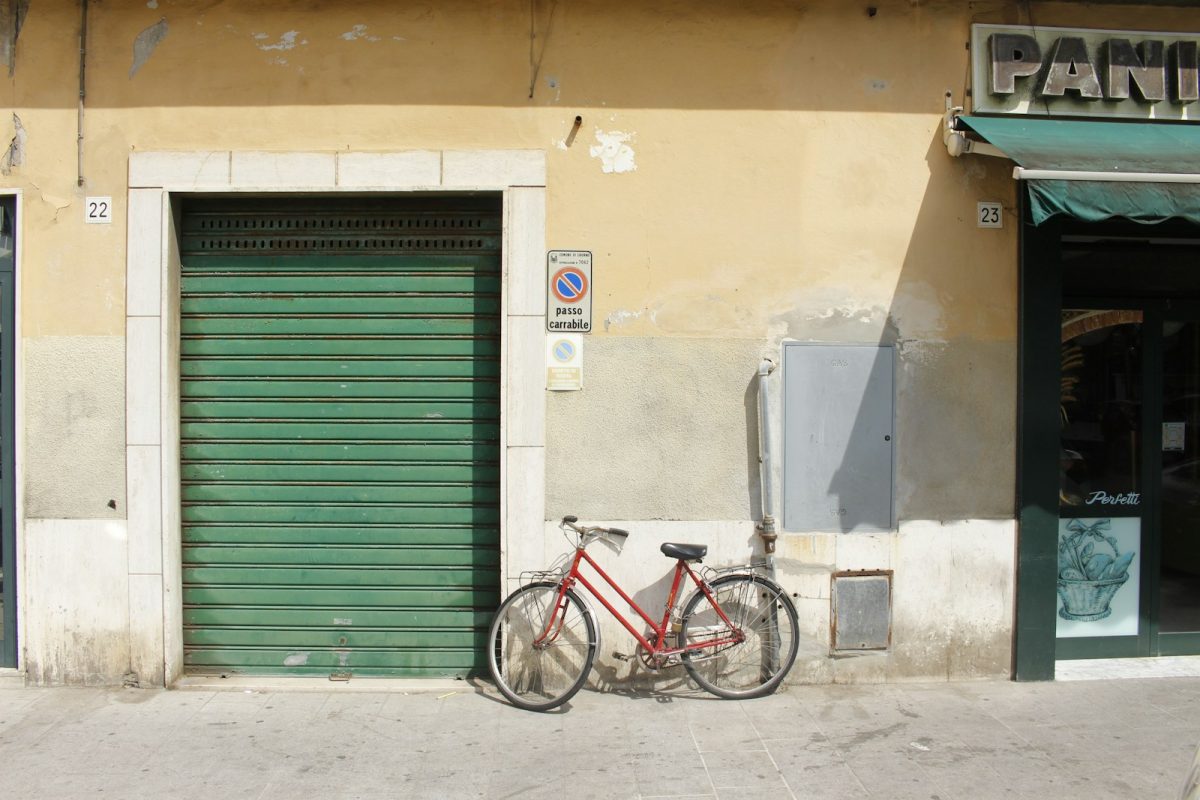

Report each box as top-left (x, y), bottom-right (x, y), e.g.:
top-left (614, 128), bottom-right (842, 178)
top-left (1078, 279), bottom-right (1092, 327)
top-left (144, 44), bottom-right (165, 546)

top-left (582, 564), bottom-right (726, 703)
top-left (462, 675), bottom-right (576, 713)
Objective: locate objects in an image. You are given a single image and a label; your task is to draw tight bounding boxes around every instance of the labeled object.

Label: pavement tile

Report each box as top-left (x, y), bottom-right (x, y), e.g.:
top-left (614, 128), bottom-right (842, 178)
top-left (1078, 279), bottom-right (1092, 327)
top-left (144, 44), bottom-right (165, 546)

top-left (689, 709), bottom-right (763, 753)
top-left (701, 749), bottom-right (791, 791)
top-left (488, 766), bottom-right (636, 799)
top-left (715, 789), bottom-right (795, 800)
top-left (739, 691), bottom-right (819, 731)
top-left (1, 676), bottom-right (1199, 798)
top-left (770, 751), bottom-right (868, 799)
top-left (632, 751), bottom-right (714, 796)
top-left (829, 740), bottom-right (947, 800)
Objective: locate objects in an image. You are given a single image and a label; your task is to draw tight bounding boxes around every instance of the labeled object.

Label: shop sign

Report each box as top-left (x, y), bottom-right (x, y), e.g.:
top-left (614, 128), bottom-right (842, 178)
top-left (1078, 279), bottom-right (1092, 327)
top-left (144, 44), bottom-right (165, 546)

top-left (971, 24), bottom-right (1200, 122)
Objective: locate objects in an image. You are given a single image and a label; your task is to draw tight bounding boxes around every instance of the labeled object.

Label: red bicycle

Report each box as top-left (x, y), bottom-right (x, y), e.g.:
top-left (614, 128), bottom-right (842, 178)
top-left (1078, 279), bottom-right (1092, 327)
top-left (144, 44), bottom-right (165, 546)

top-left (487, 515), bottom-right (799, 711)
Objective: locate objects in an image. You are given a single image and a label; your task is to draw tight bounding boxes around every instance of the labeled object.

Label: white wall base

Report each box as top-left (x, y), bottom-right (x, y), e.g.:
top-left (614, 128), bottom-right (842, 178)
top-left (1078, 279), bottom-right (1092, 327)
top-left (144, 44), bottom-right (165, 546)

top-left (520, 518), bottom-right (1016, 686)
top-left (22, 519), bottom-right (131, 685)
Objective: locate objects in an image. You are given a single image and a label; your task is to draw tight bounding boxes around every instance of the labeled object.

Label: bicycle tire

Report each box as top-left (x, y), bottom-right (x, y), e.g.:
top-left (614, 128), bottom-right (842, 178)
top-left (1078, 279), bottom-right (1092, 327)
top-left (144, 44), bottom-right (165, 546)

top-left (487, 581), bottom-right (596, 712)
top-left (677, 573), bottom-right (799, 699)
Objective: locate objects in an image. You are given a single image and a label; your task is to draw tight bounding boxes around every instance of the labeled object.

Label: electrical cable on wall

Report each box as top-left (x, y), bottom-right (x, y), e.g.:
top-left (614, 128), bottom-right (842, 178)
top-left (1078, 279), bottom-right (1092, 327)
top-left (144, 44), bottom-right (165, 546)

top-left (77, 0), bottom-right (88, 186)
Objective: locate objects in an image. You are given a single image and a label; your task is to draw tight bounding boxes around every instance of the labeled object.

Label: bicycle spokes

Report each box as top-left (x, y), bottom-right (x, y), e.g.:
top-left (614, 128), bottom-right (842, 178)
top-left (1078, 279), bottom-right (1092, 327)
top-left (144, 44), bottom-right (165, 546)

top-left (678, 575), bottom-right (799, 698)
top-left (489, 583), bottom-right (596, 710)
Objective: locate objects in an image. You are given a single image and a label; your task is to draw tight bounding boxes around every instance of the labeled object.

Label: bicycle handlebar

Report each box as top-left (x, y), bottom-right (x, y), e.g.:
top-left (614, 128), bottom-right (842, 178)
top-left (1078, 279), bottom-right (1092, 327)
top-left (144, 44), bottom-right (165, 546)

top-left (560, 515), bottom-right (629, 547)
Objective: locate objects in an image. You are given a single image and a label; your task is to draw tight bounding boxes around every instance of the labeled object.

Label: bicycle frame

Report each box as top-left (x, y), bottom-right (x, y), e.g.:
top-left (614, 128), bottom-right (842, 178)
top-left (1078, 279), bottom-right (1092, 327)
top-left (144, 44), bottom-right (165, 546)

top-left (534, 545), bottom-right (744, 658)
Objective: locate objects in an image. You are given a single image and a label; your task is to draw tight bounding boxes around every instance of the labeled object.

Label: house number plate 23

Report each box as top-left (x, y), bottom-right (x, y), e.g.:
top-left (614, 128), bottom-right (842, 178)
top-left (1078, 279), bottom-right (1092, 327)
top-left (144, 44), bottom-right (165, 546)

top-left (977, 201), bottom-right (1002, 228)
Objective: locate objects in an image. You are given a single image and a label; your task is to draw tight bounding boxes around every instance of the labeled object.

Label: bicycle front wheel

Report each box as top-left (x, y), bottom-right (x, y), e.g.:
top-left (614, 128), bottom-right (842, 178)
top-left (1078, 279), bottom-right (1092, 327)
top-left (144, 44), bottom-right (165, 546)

top-left (487, 581), bottom-right (596, 712)
top-left (678, 574), bottom-right (799, 699)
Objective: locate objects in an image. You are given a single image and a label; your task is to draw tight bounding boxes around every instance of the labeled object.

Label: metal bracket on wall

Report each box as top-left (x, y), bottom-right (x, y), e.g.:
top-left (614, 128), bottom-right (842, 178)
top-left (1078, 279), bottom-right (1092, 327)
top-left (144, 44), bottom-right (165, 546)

top-left (943, 91), bottom-right (1005, 160)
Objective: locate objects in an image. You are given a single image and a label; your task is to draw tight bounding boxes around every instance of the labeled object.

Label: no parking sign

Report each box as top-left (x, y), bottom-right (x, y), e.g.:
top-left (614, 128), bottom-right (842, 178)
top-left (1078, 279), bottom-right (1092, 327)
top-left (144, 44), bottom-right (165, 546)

top-left (546, 333), bottom-right (583, 391)
top-left (547, 250), bottom-right (592, 333)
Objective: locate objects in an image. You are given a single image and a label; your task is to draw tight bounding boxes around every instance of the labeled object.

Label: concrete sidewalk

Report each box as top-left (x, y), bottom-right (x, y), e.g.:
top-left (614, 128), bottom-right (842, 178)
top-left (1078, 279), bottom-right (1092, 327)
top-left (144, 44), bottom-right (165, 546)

top-left (1, 674), bottom-right (1198, 799)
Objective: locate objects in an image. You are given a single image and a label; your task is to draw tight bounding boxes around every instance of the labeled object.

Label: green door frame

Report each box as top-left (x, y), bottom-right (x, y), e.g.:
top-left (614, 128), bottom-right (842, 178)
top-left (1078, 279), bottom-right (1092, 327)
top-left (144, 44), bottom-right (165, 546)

top-left (1014, 205), bottom-right (1062, 681)
top-left (0, 197), bottom-right (15, 669)
top-left (1016, 196), bottom-right (1200, 678)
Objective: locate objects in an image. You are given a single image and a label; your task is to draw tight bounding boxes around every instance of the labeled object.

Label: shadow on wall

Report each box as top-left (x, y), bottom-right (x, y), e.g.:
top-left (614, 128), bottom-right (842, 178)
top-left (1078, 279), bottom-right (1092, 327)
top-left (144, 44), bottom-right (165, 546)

top-left (780, 124), bottom-right (1018, 533)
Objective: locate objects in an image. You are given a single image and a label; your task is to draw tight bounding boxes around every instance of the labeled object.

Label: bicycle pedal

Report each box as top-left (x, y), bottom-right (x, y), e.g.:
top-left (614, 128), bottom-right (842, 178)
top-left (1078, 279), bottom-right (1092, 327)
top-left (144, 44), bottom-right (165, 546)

top-left (612, 651), bottom-right (633, 662)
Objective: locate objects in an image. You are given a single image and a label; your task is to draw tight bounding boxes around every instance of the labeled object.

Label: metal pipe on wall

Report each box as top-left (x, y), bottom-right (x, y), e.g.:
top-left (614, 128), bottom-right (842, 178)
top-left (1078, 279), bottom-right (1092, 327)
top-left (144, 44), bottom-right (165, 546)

top-left (756, 358), bottom-right (779, 572)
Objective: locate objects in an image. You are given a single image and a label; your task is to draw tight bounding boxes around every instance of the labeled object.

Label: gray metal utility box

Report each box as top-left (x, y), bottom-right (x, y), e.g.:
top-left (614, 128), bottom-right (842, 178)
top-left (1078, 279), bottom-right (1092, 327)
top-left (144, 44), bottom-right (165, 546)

top-left (782, 343), bottom-right (895, 532)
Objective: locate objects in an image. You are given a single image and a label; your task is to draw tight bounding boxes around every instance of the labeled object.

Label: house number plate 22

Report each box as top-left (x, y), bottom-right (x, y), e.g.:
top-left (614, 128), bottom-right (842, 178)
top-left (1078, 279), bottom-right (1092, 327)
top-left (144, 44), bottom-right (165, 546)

top-left (85, 196), bottom-right (113, 225)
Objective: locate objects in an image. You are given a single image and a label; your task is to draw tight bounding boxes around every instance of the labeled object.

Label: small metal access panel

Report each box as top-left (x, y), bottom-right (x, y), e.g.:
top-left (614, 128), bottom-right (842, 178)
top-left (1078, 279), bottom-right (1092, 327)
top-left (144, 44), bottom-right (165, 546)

top-left (832, 571), bottom-right (893, 651)
top-left (782, 343), bottom-right (894, 532)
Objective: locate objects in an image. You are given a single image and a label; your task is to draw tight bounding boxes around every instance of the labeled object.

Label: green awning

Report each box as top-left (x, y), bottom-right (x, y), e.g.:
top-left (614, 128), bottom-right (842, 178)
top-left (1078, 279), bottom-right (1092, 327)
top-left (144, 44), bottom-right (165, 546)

top-left (959, 115), bottom-right (1200, 226)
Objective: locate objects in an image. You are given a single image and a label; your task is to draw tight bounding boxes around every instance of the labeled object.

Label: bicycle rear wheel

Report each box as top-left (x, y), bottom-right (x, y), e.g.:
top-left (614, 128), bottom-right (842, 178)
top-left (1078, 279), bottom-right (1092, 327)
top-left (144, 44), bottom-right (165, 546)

top-left (487, 581), bottom-right (596, 711)
top-left (678, 574), bottom-right (799, 699)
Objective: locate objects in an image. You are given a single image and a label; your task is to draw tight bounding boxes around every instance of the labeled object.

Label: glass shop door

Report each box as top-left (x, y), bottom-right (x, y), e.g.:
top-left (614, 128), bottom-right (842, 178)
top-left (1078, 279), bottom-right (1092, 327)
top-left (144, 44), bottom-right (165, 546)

top-left (1156, 316), bottom-right (1200, 654)
top-left (1058, 308), bottom-right (1147, 659)
top-left (1057, 304), bottom-right (1200, 658)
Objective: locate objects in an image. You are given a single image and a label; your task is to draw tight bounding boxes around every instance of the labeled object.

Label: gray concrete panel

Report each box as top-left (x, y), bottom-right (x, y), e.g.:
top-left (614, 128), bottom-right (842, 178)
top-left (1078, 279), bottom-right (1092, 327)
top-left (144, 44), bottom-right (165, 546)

top-left (894, 339), bottom-right (1017, 521)
top-left (546, 336), bottom-right (764, 521)
top-left (546, 335), bottom-right (1016, 525)
top-left (24, 336), bottom-right (126, 519)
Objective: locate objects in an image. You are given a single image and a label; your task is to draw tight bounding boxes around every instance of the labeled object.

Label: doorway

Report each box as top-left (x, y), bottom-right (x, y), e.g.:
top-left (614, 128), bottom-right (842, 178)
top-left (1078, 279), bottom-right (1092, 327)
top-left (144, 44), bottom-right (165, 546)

top-left (1053, 224), bottom-right (1200, 659)
top-left (0, 197), bottom-right (15, 669)
top-left (177, 196), bottom-right (502, 678)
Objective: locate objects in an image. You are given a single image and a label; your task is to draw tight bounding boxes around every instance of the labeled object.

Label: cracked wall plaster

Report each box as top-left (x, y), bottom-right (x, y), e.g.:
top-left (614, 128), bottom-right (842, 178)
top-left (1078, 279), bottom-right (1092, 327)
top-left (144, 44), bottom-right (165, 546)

top-left (2, 112), bottom-right (24, 175)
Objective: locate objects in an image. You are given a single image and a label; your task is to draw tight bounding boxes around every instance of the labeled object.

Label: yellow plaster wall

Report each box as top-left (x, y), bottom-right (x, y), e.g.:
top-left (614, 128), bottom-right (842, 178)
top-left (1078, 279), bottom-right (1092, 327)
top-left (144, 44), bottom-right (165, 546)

top-left (4, 1), bottom-right (1194, 339)
top-left (1, 0), bottom-right (1197, 518)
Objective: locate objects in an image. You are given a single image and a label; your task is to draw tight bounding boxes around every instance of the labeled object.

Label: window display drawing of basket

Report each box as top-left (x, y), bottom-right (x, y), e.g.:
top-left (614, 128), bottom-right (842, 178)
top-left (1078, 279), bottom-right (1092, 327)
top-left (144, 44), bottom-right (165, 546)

top-left (1058, 519), bottom-right (1136, 622)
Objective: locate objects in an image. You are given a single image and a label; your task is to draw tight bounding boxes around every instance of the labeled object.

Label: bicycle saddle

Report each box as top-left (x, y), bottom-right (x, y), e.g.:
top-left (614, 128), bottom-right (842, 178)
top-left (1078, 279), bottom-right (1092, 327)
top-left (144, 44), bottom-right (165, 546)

top-left (660, 542), bottom-right (707, 561)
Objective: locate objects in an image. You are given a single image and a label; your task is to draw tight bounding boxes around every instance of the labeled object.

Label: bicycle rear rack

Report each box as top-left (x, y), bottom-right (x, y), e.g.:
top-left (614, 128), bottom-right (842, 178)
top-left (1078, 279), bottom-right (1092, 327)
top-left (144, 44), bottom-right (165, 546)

top-left (518, 568), bottom-right (568, 586)
top-left (698, 563), bottom-right (760, 583)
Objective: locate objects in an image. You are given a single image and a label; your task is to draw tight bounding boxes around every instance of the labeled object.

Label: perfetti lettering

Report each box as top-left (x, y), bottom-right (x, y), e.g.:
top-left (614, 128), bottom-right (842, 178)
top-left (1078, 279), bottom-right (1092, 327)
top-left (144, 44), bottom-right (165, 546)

top-left (1086, 491), bottom-right (1141, 506)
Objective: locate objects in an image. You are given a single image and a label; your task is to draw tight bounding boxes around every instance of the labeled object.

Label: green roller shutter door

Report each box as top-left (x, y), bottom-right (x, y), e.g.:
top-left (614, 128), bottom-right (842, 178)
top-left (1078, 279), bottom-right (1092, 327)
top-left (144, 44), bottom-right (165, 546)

top-left (180, 197), bottom-right (501, 677)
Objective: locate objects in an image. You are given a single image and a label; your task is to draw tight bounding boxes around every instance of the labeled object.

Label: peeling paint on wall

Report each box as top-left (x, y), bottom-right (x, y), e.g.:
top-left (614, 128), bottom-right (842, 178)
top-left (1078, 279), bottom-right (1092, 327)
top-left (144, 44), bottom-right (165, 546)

top-left (604, 307), bottom-right (658, 331)
top-left (341, 24), bottom-right (380, 42)
top-left (589, 130), bottom-right (637, 174)
top-left (1, 112), bottom-right (24, 175)
top-left (130, 19), bottom-right (168, 79)
top-left (254, 30), bottom-right (305, 51)
top-left (890, 281), bottom-right (947, 340)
